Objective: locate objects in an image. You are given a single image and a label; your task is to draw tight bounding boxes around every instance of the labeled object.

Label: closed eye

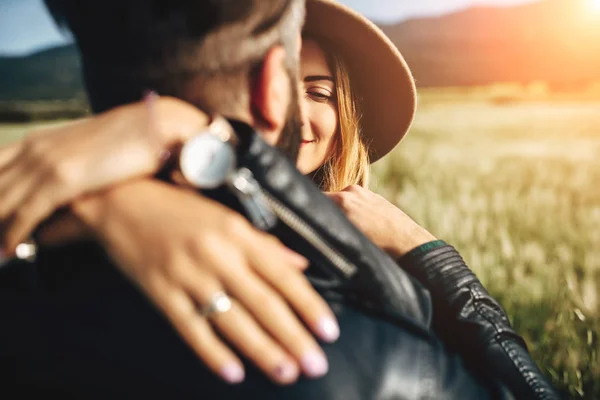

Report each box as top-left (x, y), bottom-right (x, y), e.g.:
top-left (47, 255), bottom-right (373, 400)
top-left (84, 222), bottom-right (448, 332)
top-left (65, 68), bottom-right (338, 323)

top-left (303, 75), bottom-right (335, 104)
top-left (307, 90), bottom-right (332, 103)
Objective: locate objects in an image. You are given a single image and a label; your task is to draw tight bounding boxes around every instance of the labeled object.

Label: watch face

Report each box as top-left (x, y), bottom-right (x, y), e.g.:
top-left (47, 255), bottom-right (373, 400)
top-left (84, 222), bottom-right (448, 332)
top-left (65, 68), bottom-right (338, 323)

top-left (179, 133), bottom-right (236, 189)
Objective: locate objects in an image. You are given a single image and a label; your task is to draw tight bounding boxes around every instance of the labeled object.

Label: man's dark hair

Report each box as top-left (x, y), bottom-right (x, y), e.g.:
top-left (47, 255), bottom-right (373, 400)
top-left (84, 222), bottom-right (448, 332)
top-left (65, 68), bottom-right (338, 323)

top-left (44, 0), bottom-right (304, 112)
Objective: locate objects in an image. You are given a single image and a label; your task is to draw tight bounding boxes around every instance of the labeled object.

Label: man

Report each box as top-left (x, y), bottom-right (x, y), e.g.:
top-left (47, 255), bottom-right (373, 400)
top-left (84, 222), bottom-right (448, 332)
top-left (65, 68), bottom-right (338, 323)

top-left (4, 0), bottom-right (340, 387)
top-left (0, 0), bottom-right (558, 398)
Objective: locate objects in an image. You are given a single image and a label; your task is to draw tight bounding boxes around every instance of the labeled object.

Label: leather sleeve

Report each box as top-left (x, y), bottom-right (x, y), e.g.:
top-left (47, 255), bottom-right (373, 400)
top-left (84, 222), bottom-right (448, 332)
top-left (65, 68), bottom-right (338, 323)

top-left (399, 244), bottom-right (561, 400)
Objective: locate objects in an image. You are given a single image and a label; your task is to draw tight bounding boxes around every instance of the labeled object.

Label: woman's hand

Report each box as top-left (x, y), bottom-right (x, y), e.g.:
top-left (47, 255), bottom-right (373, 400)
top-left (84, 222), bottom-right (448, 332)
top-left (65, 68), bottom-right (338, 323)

top-left (326, 185), bottom-right (436, 258)
top-left (0, 96), bottom-right (208, 252)
top-left (43, 180), bottom-right (339, 385)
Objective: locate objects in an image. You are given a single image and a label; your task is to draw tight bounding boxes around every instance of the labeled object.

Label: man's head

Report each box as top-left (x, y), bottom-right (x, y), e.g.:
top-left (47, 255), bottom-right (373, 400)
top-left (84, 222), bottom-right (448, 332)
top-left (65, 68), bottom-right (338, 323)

top-left (45, 0), bottom-right (305, 158)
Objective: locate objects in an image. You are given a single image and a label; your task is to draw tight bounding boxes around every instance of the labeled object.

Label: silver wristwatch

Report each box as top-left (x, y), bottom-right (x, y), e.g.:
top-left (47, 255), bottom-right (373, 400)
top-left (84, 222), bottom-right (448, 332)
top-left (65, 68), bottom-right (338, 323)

top-left (178, 115), bottom-right (238, 189)
top-left (177, 116), bottom-right (276, 231)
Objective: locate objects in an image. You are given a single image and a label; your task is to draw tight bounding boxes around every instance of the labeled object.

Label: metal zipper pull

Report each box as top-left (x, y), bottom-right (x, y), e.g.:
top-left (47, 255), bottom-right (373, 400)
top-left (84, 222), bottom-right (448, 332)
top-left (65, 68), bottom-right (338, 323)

top-left (227, 168), bottom-right (277, 231)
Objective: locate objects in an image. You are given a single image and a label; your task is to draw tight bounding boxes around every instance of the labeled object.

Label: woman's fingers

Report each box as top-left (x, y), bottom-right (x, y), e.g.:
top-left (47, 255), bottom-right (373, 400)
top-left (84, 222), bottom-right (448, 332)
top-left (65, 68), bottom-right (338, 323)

top-left (0, 163), bottom-right (33, 222)
top-left (210, 231), bottom-right (335, 379)
top-left (0, 147), bottom-right (61, 248)
top-left (149, 276), bottom-right (246, 385)
top-left (210, 299), bottom-right (301, 385)
top-left (0, 142), bottom-right (22, 168)
top-left (2, 174), bottom-right (70, 251)
top-left (324, 191), bottom-right (343, 206)
top-left (180, 268), bottom-right (300, 385)
top-left (72, 184), bottom-right (334, 386)
top-left (267, 236), bottom-right (309, 271)
top-left (249, 236), bottom-right (340, 345)
top-left (222, 266), bottom-right (328, 380)
top-left (0, 167), bottom-right (41, 252)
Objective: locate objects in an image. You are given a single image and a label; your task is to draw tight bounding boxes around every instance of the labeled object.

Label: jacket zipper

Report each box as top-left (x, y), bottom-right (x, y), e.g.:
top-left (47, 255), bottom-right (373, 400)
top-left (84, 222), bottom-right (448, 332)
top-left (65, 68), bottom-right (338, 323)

top-left (259, 188), bottom-right (358, 279)
top-left (227, 168), bottom-right (357, 279)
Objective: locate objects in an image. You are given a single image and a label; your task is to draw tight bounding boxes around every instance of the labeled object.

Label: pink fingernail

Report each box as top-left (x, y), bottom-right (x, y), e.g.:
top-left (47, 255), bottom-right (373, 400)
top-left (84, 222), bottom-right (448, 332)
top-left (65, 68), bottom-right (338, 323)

top-left (221, 364), bottom-right (245, 384)
top-left (286, 248), bottom-right (308, 267)
top-left (274, 361), bottom-right (299, 383)
top-left (301, 352), bottom-right (328, 378)
top-left (285, 247), bottom-right (308, 263)
top-left (317, 317), bottom-right (340, 343)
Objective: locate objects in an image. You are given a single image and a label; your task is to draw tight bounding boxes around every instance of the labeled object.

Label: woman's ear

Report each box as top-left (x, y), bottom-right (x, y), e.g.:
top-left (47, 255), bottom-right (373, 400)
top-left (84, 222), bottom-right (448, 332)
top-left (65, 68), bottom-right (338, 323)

top-left (250, 45), bottom-right (290, 134)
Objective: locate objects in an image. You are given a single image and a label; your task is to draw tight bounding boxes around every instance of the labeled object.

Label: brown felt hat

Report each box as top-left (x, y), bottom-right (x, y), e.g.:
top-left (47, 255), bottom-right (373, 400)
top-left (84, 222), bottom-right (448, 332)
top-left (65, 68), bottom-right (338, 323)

top-left (303, 0), bottom-right (417, 163)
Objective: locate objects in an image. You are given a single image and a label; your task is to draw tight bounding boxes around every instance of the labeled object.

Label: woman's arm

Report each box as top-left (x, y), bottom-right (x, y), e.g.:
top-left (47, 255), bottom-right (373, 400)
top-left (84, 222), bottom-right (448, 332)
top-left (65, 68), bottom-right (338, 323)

top-left (327, 184), bottom-right (560, 399)
top-left (0, 96), bottom-right (208, 252)
top-left (400, 242), bottom-right (560, 399)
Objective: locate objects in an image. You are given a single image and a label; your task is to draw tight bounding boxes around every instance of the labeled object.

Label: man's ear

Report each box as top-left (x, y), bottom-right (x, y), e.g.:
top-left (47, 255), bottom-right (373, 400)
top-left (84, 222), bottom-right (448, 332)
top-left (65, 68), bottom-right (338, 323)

top-left (251, 45), bottom-right (290, 134)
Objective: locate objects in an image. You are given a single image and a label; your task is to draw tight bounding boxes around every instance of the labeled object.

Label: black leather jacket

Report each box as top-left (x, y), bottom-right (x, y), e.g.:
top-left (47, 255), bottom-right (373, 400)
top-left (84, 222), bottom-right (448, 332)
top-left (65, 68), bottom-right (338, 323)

top-left (400, 243), bottom-right (560, 399)
top-left (234, 122), bottom-right (560, 400)
top-left (0, 242), bottom-right (559, 400)
top-left (0, 249), bottom-right (490, 400)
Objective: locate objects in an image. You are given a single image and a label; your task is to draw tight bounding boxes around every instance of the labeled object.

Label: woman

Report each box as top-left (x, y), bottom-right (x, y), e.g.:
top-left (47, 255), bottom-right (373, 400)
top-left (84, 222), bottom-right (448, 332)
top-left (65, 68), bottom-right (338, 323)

top-left (0, 1), bottom-right (557, 398)
top-left (299, 36), bottom-right (369, 190)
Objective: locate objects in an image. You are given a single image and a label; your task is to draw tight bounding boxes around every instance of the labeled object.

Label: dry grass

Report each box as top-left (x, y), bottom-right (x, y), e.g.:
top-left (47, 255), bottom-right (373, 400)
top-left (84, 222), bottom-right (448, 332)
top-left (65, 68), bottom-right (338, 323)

top-left (372, 89), bottom-right (600, 399)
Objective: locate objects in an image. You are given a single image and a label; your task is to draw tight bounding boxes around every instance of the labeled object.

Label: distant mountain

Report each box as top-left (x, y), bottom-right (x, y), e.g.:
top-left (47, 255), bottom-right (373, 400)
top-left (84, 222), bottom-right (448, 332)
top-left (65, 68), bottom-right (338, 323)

top-left (1, 0), bottom-right (599, 101)
top-left (382, 0), bottom-right (600, 88)
top-left (0, 44), bottom-right (85, 101)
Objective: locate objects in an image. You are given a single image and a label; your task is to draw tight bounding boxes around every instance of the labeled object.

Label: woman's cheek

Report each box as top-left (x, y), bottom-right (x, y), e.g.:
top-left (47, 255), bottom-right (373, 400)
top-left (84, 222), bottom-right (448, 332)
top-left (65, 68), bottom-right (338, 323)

top-left (322, 106), bottom-right (338, 141)
top-left (321, 107), bottom-right (338, 154)
top-left (296, 102), bottom-right (338, 174)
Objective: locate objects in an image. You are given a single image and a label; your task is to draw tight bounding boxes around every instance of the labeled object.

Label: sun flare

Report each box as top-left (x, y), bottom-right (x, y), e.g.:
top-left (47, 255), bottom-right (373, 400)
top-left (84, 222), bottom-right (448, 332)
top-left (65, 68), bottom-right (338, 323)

top-left (590, 0), bottom-right (600, 12)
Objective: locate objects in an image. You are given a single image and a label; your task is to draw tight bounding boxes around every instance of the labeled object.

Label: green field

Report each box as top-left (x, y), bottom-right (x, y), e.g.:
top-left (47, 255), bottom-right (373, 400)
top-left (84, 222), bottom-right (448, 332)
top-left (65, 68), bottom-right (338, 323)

top-left (1, 88), bottom-right (599, 398)
top-left (373, 89), bottom-right (600, 399)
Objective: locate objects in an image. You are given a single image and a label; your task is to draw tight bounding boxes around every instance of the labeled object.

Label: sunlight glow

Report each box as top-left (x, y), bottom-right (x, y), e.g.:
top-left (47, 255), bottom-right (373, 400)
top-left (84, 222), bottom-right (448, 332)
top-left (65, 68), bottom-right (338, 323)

top-left (590, 0), bottom-right (600, 12)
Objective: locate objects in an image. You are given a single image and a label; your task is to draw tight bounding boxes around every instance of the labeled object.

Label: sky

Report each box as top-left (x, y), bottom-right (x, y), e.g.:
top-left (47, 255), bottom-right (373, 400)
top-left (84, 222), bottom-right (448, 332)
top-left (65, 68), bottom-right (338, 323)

top-left (0, 0), bottom-right (538, 56)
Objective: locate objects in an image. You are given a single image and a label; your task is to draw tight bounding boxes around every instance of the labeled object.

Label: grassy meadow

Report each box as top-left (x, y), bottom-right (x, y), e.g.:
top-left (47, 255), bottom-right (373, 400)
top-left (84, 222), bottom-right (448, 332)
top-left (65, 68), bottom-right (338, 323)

top-left (1, 85), bottom-right (599, 398)
top-left (373, 85), bottom-right (600, 399)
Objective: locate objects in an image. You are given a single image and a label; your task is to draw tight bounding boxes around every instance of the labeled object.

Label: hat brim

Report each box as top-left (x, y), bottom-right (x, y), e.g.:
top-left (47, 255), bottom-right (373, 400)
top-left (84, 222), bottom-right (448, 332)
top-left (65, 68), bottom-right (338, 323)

top-left (303, 0), bottom-right (417, 163)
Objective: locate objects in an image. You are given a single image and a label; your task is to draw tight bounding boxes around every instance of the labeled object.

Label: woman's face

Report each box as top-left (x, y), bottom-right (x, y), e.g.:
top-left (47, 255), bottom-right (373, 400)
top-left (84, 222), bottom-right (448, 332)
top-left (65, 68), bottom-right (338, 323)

top-left (297, 39), bottom-right (339, 174)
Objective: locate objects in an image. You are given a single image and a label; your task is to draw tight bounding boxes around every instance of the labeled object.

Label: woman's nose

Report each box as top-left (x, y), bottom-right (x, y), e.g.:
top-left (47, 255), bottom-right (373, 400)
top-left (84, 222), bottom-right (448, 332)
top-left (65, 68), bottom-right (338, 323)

top-left (299, 97), bottom-right (309, 128)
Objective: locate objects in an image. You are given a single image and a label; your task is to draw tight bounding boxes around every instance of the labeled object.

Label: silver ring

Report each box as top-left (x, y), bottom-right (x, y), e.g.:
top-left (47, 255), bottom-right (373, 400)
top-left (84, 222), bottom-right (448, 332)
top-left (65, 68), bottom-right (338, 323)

top-left (197, 291), bottom-right (233, 319)
top-left (16, 239), bottom-right (38, 262)
top-left (0, 239), bottom-right (37, 269)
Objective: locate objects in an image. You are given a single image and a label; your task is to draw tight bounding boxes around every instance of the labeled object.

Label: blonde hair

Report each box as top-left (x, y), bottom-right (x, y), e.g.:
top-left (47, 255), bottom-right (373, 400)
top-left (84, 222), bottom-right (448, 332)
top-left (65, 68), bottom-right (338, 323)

top-left (308, 38), bottom-right (371, 192)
